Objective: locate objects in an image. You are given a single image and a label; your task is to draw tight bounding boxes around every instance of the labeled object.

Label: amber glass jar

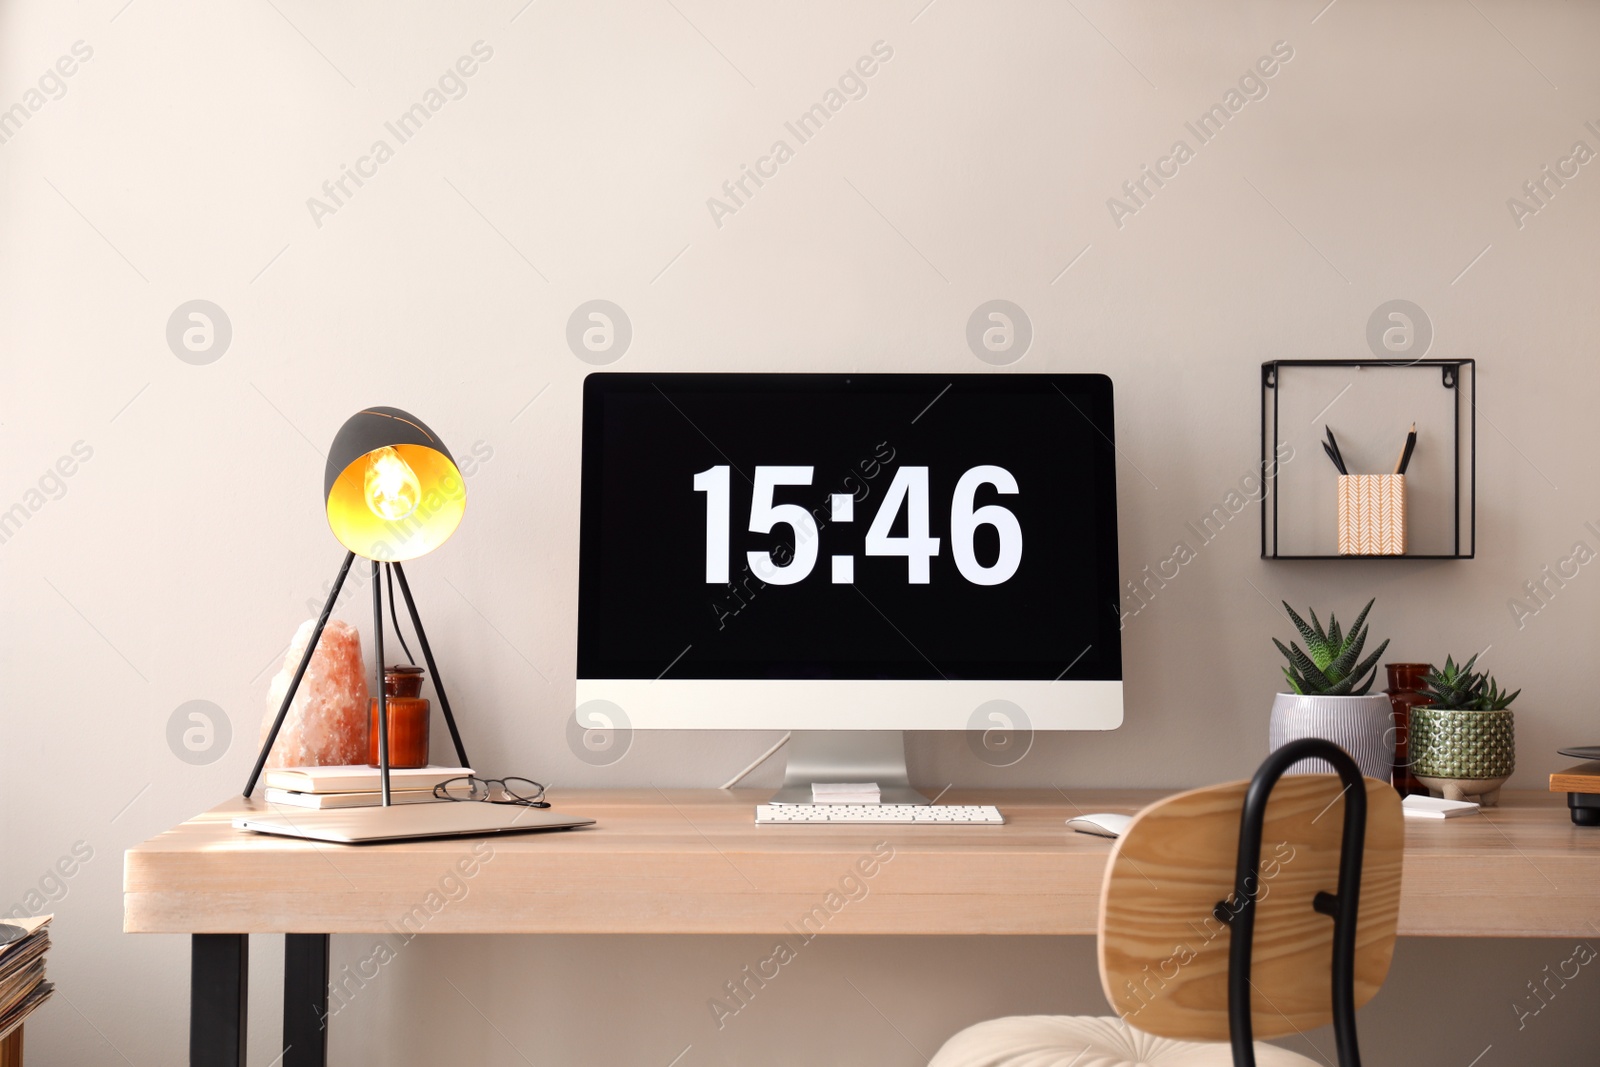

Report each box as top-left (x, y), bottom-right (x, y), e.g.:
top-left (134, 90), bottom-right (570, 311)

top-left (369, 665), bottom-right (429, 769)
top-left (1384, 663), bottom-right (1433, 796)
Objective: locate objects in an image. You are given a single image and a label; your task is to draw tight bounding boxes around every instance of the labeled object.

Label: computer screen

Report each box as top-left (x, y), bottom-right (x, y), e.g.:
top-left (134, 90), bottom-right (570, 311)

top-left (576, 373), bottom-right (1123, 730)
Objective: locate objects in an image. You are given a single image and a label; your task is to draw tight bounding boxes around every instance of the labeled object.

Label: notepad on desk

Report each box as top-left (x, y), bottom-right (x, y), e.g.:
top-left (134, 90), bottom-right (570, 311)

top-left (1402, 794), bottom-right (1479, 819)
top-left (264, 765), bottom-right (470, 795)
top-left (811, 782), bottom-right (881, 804)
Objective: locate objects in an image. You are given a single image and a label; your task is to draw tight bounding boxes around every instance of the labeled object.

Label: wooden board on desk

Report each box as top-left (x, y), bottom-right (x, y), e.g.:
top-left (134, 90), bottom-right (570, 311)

top-left (124, 788), bottom-right (1598, 939)
top-left (1549, 761), bottom-right (1600, 794)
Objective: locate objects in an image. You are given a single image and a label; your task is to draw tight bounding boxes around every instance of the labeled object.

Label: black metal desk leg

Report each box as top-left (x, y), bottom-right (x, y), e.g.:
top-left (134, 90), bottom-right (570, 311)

top-left (191, 934), bottom-right (248, 1067)
top-left (283, 934), bottom-right (330, 1067)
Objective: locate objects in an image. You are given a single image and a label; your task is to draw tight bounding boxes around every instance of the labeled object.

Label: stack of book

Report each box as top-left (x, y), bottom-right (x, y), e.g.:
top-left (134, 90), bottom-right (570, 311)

top-left (264, 765), bottom-right (471, 809)
top-left (0, 915), bottom-right (53, 1047)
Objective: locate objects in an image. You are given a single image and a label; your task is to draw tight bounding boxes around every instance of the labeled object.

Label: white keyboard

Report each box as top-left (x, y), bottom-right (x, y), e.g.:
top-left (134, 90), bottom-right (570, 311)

top-left (755, 804), bottom-right (1004, 824)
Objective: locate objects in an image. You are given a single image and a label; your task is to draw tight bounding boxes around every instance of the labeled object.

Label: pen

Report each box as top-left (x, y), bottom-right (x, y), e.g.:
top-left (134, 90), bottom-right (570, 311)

top-left (1394, 422), bottom-right (1417, 475)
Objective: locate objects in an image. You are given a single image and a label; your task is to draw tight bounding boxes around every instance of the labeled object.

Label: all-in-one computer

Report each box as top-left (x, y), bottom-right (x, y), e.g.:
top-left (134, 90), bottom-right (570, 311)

top-left (575, 373), bottom-right (1123, 812)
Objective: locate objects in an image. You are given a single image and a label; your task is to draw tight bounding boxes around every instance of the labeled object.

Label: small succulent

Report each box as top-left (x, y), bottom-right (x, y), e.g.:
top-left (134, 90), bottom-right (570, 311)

top-left (1422, 654), bottom-right (1520, 711)
top-left (1274, 598), bottom-right (1390, 696)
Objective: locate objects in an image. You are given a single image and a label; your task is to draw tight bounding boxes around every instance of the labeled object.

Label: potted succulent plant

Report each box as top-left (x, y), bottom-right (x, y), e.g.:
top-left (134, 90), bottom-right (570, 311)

top-left (1269, 599), bottom-right (1393, 779)
top-left (1408, 655), bottom-right (1518, 806)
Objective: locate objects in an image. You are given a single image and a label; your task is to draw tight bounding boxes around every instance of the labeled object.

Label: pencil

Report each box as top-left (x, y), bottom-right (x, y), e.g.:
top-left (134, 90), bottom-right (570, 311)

top-left (1325, 426), bottom-right (1348, 475)
top-left (1323, 441), bottom-right (1345, 474)
top-left (1394, 422), bottom-right (1417, 475)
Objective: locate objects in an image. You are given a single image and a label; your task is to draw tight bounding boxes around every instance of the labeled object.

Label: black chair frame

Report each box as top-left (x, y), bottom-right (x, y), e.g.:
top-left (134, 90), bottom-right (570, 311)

top-left (1216, 738), bottom-right (1369, 1067)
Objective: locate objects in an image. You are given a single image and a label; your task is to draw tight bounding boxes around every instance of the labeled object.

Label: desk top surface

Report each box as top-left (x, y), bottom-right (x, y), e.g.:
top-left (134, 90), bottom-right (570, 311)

top-left (124, 788), bottom-right (1597, 938)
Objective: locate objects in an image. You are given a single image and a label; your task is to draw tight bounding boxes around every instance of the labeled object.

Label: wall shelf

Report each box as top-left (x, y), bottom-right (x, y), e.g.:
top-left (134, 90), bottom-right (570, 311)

top-left (1260, 359), bottom-right (1475, 560)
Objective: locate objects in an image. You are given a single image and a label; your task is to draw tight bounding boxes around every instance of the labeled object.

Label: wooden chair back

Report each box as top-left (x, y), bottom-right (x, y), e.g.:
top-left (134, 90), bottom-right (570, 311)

top-left (1098, 773), bottom-right (1403, 1042)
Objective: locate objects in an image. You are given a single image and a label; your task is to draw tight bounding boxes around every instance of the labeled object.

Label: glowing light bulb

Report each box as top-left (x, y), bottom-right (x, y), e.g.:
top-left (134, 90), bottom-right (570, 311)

top-left (364, 446), bottom-right (421, 521)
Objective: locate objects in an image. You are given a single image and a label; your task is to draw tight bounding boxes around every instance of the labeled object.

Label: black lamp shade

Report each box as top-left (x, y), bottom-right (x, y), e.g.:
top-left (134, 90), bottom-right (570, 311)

top-left (323, 407), bottom-right (466, 562)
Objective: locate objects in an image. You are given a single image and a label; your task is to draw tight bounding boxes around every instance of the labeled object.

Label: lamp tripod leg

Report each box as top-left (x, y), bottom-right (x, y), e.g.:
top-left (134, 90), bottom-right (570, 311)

top-left (243, 551), bottom-right (357, 798)
top-left (391, 562), bottom-right (471, 769)
top-left (372, 561), bottom-right (391, 806)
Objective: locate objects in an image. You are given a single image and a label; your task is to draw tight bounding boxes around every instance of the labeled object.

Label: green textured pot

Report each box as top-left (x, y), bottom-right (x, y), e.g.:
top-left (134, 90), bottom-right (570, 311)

top-left (1409, 706), bottom-right (1515, 806)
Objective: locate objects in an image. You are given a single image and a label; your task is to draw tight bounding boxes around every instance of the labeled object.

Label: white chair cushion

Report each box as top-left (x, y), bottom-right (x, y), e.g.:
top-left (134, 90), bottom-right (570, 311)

top-left (928, 1015), bottom-right (1321, 1067)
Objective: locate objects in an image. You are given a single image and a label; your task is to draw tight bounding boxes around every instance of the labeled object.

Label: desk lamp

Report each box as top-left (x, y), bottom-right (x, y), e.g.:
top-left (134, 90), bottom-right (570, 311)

top-left (243, 406), bottom-right (473, 805)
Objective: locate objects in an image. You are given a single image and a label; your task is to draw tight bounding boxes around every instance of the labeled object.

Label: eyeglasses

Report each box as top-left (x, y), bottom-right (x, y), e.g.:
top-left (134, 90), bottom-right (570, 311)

top-left (433, 775), bottom-right (550, 808)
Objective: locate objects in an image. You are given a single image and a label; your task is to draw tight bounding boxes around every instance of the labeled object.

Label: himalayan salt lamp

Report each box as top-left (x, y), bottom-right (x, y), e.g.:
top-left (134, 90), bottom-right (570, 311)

top-left (259, 617), bottom-right (370, 768)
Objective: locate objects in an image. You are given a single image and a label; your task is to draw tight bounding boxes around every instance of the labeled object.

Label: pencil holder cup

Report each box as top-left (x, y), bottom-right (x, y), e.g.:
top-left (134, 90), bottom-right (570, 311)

top-left (1337, 474), bottom-right (1406, 555)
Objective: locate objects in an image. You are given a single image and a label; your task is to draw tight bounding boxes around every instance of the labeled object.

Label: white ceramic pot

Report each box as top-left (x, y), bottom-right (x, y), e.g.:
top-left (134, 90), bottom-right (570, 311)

top-left (1268, 692), bottom-right (1394, 781)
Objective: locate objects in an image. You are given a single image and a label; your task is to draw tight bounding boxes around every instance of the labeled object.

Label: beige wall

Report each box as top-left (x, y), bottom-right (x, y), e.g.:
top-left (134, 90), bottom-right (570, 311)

top-left (3, 0), bottom-right (1598, 1062)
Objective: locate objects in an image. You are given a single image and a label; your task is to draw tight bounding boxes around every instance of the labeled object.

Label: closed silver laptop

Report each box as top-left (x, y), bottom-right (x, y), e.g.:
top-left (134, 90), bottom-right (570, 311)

top-left (234, 802), bottom-right (594, 843)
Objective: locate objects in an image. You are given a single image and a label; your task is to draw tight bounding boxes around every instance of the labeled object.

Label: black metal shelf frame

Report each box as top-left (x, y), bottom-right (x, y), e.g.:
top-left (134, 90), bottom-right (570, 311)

top-left (1260, 358), bottom-right (1475, 560)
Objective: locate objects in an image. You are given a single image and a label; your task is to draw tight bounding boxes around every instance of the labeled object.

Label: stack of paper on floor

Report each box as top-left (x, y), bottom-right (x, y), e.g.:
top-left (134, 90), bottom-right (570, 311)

top-left (0, 914), bottom-right (53, 1043)
top-left (811, 782), bottom-right (881, 804)
top-left (264, 765), bottom-right (470, 809)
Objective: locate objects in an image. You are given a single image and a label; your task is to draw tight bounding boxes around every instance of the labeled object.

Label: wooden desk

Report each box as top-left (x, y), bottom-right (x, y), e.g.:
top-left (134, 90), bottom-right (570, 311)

top-left (124, 789), bottom-right (1599, 1066)
top-left (0, 1025), bottom-right (22, 1067)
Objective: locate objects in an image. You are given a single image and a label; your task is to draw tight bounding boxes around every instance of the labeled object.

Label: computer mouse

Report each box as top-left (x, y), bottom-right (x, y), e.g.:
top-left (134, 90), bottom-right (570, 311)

top-left (1066, 813), bottom-right (1133, 839)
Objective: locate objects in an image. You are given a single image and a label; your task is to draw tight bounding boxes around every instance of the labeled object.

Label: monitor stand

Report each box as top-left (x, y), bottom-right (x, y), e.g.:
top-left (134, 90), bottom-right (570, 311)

top-left (768, 730), bottom-right (930, 805)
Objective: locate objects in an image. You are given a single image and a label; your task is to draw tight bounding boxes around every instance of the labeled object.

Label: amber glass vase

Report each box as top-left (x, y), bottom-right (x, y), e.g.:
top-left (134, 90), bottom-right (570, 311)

top-left (1384, 663), bottom-right (1433, 796)
top-left (369, 664), bottom-right (430, 769)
